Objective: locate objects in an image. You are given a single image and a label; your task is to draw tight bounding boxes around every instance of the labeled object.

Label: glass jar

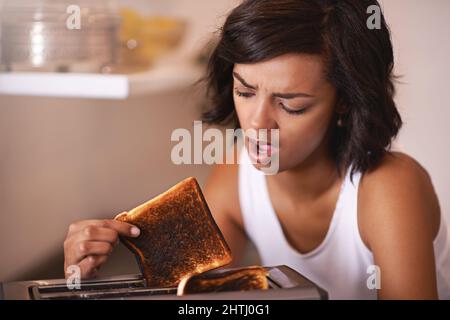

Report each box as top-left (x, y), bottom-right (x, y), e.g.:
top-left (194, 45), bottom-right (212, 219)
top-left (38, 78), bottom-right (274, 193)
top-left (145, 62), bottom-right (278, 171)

top-left (0, 0), bottom-right (121, 73)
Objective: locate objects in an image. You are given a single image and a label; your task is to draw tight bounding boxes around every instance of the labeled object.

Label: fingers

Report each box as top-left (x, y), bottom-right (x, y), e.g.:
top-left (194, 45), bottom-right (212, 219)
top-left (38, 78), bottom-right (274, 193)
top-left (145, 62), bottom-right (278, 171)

top-left (68, 219), bottom-right (139, 239)
top-left (67, 219), bottom-right (103, 235)
top-left (64, 255), bottom-right (109, 280)
top-left (63, 213), bottom-right (141, 280)
top-left (80, 226), bottom-right (119, 245)
top-left (103, 220), bottom-right (140, 238)
top-left (65, 239), bottom-right (113, 267)
top-left (76, 241), bottom-right (113, 262)
top-left (77, 255), bottom-right (109, 279)
top-left (67, 211), bottom-right (135, 235)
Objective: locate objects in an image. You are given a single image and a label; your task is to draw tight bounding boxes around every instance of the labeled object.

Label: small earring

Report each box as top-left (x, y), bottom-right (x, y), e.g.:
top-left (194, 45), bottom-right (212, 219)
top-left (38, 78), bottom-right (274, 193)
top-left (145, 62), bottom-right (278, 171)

top-left (337, 116), bottom-right (344, 127)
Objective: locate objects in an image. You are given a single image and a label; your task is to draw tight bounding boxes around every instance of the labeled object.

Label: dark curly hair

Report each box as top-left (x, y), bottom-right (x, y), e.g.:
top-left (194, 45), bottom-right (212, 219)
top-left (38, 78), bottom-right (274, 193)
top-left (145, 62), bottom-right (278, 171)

top-left (201, 0), bottom-right (402, 178)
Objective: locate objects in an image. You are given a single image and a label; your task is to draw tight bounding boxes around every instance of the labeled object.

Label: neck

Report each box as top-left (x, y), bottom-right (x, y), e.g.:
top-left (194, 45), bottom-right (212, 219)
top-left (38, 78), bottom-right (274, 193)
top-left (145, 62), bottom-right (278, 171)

top-left (268, 146), bottom-right (342, 204)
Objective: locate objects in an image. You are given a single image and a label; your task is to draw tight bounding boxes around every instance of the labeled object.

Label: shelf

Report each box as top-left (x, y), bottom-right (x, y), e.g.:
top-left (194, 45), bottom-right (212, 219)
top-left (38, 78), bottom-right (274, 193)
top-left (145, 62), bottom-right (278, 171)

top-left (0, 64), bottom-right (204, 100)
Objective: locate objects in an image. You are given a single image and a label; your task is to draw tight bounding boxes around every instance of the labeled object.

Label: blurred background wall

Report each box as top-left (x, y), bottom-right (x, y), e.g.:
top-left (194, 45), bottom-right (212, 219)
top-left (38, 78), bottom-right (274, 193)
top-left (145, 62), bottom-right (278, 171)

top-left (382, 0), bottom-right (450, 228)
top-left (0, 0), bottom-right (449, 282)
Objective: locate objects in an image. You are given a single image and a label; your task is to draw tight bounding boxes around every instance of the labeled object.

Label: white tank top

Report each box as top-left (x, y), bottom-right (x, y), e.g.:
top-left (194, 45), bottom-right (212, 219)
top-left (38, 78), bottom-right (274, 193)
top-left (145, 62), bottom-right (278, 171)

top-left (238, 149), bottom-right (450, 299)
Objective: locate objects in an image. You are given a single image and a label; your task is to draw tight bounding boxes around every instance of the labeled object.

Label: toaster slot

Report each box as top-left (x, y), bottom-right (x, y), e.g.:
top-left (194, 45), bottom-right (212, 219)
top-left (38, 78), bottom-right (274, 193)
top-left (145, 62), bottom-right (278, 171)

top-left (30, 278), bottom-right (177, 300)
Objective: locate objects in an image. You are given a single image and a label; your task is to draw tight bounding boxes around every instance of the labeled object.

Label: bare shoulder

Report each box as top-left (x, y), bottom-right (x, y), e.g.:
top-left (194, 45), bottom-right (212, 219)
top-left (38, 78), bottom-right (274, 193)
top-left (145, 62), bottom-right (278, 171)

top-left (358, 151), bottom-right (441, 249)
top-left (361, 151), bottom-right (433, 189)
top-left (357, 152), bottom-right (441, 298)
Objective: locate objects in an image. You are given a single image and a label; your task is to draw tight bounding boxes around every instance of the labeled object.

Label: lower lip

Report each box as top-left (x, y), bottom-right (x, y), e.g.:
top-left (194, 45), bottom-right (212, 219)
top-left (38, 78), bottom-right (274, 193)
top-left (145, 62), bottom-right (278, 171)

top-left (247, 140), bottom-right (278, 164)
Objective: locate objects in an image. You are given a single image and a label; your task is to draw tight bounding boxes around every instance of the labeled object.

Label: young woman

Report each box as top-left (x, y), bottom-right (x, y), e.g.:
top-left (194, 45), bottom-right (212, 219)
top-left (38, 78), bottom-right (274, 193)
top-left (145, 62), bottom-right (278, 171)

top-left (63, 0), bottom-right (450, 299)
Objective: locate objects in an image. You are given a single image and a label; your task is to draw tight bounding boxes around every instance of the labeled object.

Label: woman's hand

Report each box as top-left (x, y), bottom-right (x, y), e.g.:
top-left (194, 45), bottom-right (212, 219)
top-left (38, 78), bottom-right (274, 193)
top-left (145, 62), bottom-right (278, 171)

top-left (63, 212), bottom-right (140, 279)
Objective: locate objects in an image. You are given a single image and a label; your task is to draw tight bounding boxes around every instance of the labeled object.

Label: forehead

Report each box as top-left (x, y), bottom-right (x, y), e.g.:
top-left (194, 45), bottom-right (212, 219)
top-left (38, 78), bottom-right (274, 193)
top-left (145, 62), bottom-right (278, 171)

top-left (233, 53), bottom-right (327, 93)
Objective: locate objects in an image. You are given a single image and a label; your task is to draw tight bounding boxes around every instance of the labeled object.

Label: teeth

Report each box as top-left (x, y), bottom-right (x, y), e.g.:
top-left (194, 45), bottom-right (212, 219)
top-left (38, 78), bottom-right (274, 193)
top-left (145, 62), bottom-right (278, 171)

top-left (249, 141), bottom-right (270, 156)
top-left (248, 139), bottom-right (270, 146)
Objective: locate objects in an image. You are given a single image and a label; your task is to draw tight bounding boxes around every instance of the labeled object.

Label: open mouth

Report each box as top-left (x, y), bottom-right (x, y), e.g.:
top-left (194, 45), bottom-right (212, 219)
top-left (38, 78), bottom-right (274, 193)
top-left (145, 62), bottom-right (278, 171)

top-left (246, 137), bottom-right (278, 164)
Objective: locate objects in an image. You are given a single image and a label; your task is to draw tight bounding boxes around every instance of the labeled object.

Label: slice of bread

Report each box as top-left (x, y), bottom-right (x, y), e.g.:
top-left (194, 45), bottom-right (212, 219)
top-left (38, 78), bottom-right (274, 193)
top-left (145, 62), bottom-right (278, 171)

top-left (115, 177), bottom-right (232, 288)
top-left (177, 266), bottom-right (269, 295)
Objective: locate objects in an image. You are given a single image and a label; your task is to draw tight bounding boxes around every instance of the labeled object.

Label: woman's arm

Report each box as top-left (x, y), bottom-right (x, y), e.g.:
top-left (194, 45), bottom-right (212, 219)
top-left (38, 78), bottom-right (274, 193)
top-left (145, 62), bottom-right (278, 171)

top-left (359, 152), bottom-right (441, 299)
top-left (204, 162), bottom-right (248, 268)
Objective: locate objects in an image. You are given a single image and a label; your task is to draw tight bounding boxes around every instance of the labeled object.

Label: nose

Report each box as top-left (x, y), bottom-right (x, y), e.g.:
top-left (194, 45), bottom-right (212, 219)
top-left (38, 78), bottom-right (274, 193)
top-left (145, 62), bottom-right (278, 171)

top-left (249, 97), bottom-right (278, 132)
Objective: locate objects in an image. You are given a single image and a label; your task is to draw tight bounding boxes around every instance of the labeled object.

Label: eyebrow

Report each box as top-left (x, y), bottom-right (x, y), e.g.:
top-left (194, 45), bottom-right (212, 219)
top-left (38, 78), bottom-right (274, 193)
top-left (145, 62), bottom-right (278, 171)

top-left (232, 71), bottom-right (315, 99)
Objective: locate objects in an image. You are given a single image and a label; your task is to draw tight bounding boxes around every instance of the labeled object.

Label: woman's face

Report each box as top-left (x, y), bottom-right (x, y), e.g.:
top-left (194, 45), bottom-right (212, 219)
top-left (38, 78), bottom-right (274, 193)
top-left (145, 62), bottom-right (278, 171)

top-left (233, 53), bottom-right (338, 173)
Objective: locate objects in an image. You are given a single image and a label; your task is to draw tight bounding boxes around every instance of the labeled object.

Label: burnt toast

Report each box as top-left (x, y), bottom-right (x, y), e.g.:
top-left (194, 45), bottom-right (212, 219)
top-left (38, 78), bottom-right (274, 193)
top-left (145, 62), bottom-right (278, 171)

top-left (177, 266), bottom-right (269, 295)
top-left (115, 177), bottom-right (232, 288)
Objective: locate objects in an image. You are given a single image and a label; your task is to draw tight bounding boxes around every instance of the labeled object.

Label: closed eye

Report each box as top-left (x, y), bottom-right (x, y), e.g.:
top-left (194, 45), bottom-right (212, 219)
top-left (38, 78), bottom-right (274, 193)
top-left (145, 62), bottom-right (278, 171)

top-left (234, 89), bottom-right (310, 115)
top-left (279, 103), bottom-right (309, 115)
top-left (234, 90), bottom-right (254, 98)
